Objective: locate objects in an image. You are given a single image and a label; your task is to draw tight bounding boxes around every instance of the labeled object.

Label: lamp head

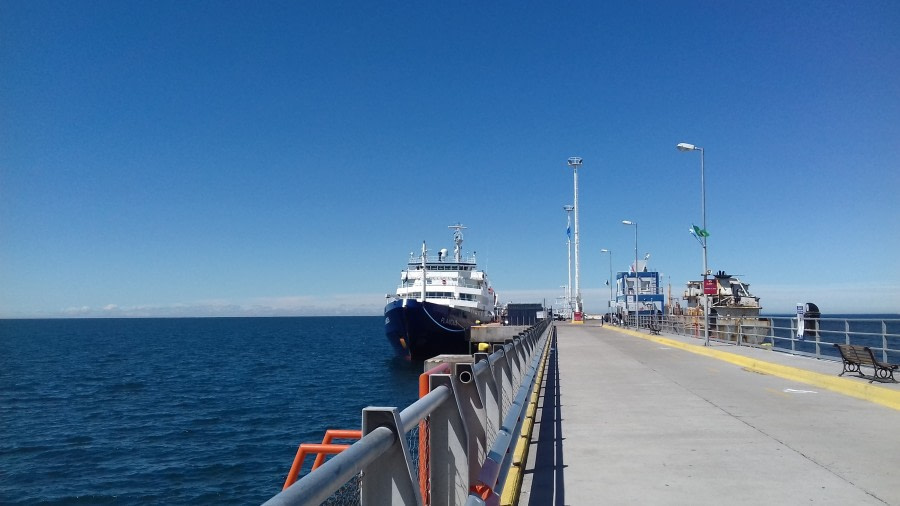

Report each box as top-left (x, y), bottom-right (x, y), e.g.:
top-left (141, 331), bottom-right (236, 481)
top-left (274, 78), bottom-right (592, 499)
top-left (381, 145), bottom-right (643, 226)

top-left (567, 156), bottom-right (583, 168)
top-left (563, 205), bottom-right (574, 212)
top-left (600, 248), bottom-right (609, 253)
top-left (622, 220), bottom-right (635, 225)
top-left (677, 142), bottom-right (697, 152)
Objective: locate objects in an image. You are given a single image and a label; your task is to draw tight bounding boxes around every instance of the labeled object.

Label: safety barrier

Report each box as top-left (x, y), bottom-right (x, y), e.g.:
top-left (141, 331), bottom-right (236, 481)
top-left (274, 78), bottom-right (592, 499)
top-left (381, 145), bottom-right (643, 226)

top-left (619, 314), bottom-right (899, 363)
top-left (262, 319), bottom-right (551, 506)
top-left (282, 430), bottom-right (362, 490)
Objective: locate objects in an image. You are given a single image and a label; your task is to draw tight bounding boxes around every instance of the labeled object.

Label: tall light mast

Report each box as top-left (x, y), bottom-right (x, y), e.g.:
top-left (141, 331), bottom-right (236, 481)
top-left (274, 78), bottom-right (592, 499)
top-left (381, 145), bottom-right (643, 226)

top-left (567, 156), bottom-right (583, 322)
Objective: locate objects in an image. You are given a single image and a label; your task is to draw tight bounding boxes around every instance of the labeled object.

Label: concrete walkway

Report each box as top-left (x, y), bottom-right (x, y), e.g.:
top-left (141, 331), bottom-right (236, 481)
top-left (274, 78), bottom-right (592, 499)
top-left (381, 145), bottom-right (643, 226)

top-left (519, 322), bottom-right (900, 505)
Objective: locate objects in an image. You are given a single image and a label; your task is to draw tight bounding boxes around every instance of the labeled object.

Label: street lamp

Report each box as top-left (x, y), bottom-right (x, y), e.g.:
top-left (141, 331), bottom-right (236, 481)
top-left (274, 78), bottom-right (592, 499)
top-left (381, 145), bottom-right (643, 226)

top-left (563, 205), bottom-right (574, 318)
top-left (567, 157), bottom-right (583, 322)
top-left (677, 142), bottom-right (710, 346)
top-left (622, 220), bottom-right (638, 329)
top-left (600, 249), bottom-right (613, 323)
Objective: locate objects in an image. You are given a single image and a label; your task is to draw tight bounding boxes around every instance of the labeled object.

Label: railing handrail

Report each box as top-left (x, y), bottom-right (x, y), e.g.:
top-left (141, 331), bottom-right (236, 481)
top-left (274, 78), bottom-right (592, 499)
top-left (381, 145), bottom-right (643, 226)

top-left (626, 313), bottom-right (898, 362)
top-left (466, 332), bottom-right (546, 504)
top-left (263, 318), bottom-right (552, 506)
top-left (264, 385), bottom-right (453, 506)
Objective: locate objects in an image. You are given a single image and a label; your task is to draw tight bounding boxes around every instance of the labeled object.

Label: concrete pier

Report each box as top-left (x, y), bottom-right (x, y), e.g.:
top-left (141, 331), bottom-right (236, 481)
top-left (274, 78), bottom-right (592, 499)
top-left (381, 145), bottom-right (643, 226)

top-left (520, 322), bottom-right (900, 505)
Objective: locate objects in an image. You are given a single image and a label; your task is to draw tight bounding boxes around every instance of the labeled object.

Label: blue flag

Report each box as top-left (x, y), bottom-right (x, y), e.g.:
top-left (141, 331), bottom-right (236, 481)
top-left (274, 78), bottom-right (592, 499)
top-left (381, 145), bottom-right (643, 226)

top-left (566, 215), bottom-right (571, 240)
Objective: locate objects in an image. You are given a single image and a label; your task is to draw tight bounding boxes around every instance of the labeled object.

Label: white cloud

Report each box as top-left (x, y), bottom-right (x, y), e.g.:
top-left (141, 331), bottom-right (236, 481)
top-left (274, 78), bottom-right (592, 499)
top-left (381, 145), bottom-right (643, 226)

top-left (4, 282), bottom-right (896, 319)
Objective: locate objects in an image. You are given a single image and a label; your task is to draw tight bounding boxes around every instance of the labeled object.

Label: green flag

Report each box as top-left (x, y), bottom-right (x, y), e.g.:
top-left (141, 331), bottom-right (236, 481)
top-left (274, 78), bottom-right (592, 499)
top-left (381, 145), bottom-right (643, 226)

top-left (692, 225), bottom-right (710, 238)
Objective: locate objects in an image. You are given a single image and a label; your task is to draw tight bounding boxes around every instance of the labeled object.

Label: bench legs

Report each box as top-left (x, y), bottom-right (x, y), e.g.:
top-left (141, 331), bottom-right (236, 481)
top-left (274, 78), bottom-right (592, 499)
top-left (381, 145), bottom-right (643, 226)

top-left (840, 360), bottom-right (897, 383)
top-left (839, 361), bottom-right (862, 378)
top-left (873, 366), bottom-right (897, 383)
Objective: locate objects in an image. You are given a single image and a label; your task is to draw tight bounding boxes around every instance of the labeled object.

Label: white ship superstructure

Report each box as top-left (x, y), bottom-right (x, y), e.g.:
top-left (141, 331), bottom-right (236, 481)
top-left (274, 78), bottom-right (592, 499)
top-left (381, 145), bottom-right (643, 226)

top-left (385, 224), bottom-right (498, 359)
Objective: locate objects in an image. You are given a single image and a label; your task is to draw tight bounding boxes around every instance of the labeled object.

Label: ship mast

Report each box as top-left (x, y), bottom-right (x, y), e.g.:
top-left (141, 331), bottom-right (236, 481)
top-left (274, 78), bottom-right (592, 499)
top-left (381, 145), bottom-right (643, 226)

top-left (420, 241), bottom-right (426, 302)
top-left (449, 223), bottom-right (467, 263)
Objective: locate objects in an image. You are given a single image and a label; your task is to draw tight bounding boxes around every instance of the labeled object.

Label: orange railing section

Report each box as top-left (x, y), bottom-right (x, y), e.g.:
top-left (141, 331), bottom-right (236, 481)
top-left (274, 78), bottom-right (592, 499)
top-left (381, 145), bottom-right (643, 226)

top-left (418, 361), bottom-right (451, 505)
top-left (282, 429), bottom-right (362, 490)
top-left (281, 362), bottom-right (453, 500)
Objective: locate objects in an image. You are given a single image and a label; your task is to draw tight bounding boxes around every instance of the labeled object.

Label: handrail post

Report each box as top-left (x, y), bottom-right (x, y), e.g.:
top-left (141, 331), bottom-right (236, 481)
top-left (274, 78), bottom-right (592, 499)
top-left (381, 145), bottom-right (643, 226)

top-left (361, 408), bottom-right (422, 506)
top-left (472, 354), bottom-right (500, 448)
top-left (452, 362), bottom-right (487, 486)
top-left (428, 374), bottom-right (469, 506)
top-left (491, 347), bottom-right (512, 419)
top-left (508, 339), bottom-right (525, 390)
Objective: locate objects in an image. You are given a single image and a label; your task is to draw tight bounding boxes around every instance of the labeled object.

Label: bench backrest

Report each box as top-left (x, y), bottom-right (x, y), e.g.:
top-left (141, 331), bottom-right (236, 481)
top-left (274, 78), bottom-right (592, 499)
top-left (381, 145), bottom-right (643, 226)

top-left (834, 344), bottom-right (876, 367)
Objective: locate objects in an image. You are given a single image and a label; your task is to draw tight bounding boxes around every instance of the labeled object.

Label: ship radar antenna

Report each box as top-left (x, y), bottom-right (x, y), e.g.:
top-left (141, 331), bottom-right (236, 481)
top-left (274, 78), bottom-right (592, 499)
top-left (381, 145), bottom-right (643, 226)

top-left (449, 223), bottom-right (467, 262)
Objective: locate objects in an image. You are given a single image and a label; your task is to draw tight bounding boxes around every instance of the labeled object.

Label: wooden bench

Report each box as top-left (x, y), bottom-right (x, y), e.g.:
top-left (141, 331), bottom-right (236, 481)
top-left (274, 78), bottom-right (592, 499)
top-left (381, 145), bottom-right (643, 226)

top-left (833, 343), bottom-right (898, 383)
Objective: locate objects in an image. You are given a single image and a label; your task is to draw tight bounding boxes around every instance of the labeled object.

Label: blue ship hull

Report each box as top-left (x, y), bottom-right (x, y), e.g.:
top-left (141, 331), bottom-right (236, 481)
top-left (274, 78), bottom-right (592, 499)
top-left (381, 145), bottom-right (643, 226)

top-left (384, 299), bottom-right (482, 360)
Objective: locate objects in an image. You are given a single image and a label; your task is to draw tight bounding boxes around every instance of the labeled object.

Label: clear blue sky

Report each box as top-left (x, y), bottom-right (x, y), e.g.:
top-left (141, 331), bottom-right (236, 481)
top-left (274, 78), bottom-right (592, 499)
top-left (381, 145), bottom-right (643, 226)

top-left (2, 1), bottom-right (898, 317)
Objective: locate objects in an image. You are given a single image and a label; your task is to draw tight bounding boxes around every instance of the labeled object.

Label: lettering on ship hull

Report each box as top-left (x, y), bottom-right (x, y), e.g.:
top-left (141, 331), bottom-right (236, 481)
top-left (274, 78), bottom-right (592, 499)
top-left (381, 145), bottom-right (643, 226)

top-left (441, 317), bottom-right (461, 328)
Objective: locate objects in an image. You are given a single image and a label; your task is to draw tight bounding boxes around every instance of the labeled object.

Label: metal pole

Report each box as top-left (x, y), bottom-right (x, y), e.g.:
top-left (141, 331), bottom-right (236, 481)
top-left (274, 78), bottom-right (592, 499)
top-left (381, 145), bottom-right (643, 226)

top-left (567, 237), bottom-right (572, 315)
top-left (564, 205), bottom-right (574, 318)
top-left (633, 224), bottom-right (638, 329)
top-left (601, 249), bottom-right (612, 323)
top-left (679, 143), bottom-right (710, 346)
top-left (573, 165), bottom-right (581, 315)
top-left (567, 157), bottom-right (583, 320)
top-left (700, 147), bottom-right (709, 346)
top-left (608, 252), bottom-right (613, 322)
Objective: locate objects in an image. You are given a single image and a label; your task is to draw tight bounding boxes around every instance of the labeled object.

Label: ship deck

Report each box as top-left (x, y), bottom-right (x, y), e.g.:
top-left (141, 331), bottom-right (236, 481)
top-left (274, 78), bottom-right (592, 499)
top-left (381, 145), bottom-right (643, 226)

top-left (519, 322), bottom-right (900, 505)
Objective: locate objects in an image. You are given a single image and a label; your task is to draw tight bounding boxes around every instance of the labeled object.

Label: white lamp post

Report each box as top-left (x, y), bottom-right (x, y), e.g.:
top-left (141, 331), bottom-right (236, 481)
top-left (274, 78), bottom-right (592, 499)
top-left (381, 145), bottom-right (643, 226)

top-left (677, 142), bottom-right (710, 346)
top-left (622, 220), bottom-right (638, 329)
top-left (563, 205), bottom-right (574, 318)
top-left (600, 249), bottom-right (613, 323)
top-left (567, 157), bottom-right (583, 321)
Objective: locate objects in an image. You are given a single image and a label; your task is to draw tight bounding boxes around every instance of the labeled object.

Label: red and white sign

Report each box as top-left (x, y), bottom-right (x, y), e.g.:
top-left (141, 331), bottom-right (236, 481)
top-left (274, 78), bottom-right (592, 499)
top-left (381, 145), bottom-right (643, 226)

top-left (703, 279), bottom-right (717, 295)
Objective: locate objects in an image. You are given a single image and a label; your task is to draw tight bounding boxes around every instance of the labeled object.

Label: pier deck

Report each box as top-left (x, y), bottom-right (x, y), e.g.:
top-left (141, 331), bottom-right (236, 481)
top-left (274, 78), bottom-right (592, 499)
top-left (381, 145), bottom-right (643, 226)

top-left (520, 322), bottom-right (900, 505)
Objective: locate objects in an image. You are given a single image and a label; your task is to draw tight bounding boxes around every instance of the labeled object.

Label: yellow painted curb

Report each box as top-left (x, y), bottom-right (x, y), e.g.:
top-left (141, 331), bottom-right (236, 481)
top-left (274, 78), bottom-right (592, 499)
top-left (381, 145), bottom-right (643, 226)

top-left (500, 331), bottom-right (553, 506)
top-left (610, 326), bottom-right (900, 411)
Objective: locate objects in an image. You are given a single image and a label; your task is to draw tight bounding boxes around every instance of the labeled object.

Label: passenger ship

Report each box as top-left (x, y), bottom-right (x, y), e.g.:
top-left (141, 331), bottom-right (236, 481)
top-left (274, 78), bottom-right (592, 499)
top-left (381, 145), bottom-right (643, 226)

top-left (384, 224), bottom-right (499, 360)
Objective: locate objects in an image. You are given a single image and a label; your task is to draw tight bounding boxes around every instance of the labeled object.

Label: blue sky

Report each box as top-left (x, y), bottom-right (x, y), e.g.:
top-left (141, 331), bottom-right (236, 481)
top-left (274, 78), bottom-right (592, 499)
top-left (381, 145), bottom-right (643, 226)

top-left (1, 1), bottom-right (898, 318)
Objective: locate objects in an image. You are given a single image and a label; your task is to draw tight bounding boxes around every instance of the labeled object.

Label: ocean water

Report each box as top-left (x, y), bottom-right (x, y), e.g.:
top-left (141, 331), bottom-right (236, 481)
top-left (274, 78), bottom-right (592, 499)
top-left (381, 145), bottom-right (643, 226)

top-left (762, 314), bottom-right (900, 362)
top-left (0, 317), bottom-right (421, 505)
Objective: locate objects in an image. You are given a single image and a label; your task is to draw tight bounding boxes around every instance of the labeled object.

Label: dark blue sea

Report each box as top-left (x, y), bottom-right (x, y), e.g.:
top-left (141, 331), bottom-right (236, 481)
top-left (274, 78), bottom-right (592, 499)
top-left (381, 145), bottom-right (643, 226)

top-left (0, 317), bottom-right (421, 505)
top-left (761, 314), bottom-right (900, 363)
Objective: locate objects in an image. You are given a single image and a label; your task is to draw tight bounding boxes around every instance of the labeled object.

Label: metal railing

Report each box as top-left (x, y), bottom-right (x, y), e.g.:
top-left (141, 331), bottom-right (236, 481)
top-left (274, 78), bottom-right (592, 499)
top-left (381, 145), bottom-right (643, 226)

top-left (263, 319), bottom-right (552, 506)
top-left (620, 314), bottom-right (900, 364)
